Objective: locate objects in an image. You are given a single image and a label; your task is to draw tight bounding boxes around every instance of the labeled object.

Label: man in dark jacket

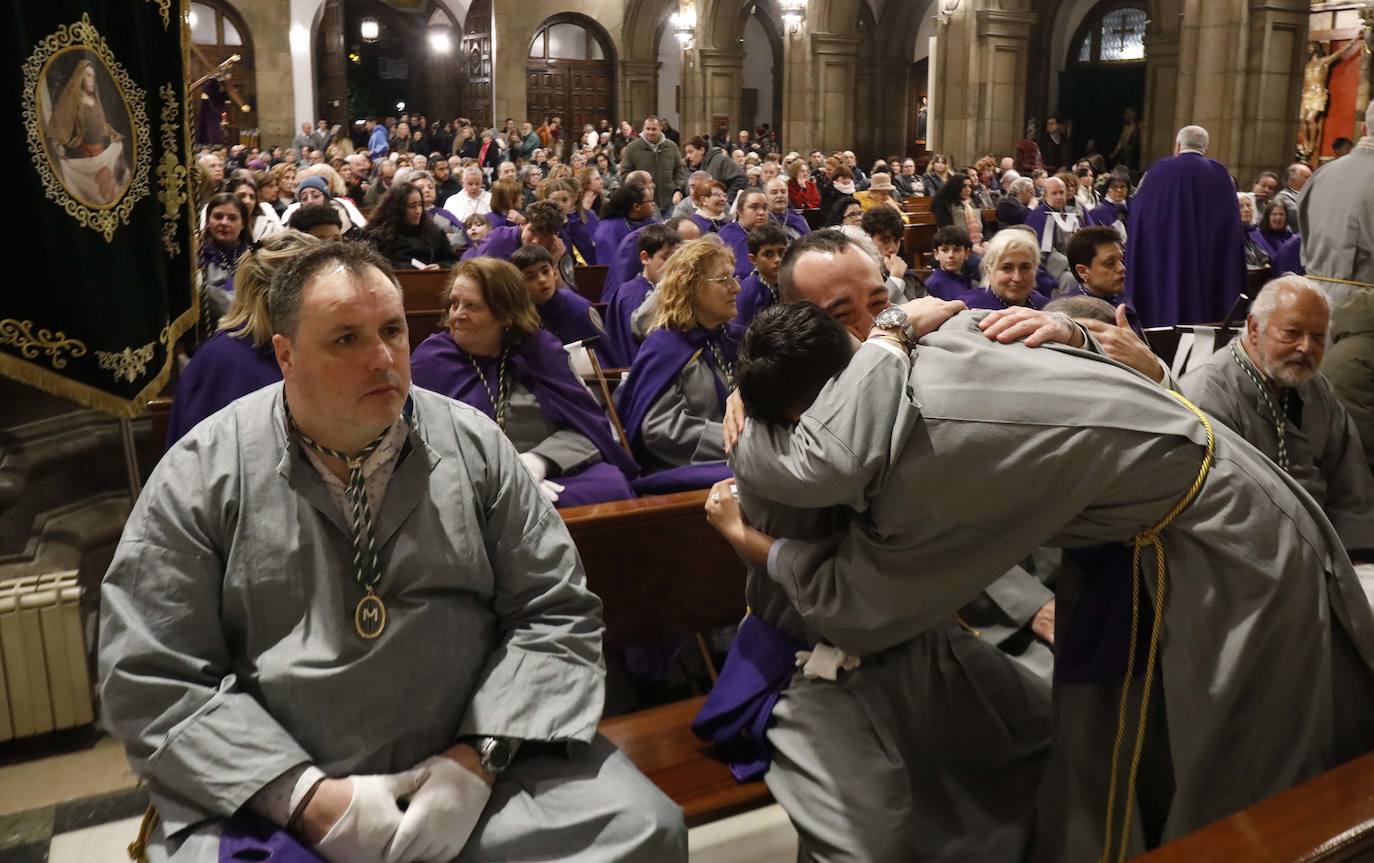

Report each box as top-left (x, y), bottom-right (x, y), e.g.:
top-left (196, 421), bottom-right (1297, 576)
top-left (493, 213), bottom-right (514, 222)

top-left (619, 116), bottom-right (686, 214)
top-left (684, 136), bottom-right (747, 201)
top-left (1039, 116), bottom-right (1073, 171)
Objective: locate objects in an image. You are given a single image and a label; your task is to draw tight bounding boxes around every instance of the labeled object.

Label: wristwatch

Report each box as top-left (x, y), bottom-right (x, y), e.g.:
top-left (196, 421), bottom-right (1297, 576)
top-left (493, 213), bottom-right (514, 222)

top-left (873, 306), bottom-right (915, 349)
top-left (474, 736), bottom-right (519, 775)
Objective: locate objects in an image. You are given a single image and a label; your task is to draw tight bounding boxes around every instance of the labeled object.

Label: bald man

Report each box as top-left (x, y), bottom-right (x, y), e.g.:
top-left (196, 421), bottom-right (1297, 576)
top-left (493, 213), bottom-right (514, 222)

top-left (1181, 275), bottom-right (1374, 557)
top-left (1276, 162), bottom-right (1313, 235)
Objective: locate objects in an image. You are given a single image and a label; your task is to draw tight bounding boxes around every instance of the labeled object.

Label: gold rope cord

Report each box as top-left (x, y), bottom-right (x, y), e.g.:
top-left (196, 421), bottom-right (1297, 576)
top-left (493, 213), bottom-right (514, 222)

top-left (1097, 391), bottom-right (1216, 863)
top-left (127, 805), bottom-right (159, 862)
top-left (1306, 275), bottom-right (1374, 290)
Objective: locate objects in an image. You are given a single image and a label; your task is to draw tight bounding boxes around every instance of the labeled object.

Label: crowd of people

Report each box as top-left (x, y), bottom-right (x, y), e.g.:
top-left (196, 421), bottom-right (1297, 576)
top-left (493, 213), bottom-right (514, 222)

top-left (102, 103), bottom-right (1374, 863)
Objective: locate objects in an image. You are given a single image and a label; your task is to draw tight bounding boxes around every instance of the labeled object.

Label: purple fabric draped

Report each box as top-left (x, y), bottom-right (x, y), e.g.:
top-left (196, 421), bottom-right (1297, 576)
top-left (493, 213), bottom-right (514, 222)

top-left (219, 816), bottom-right (324, 863)
top-left (1273, 233), bottom-right (1305, 276)
top-left (606, 275), bottom-right (654, 368)
top-left (1256, 227), bottom-right (1295, 261)
top-left (563, 211), bottom-right (600, 265)
top-left (924, 268), bottom-right (973, 301)
top-left (692, 613), bottom-right (807, 782)
top-left (1035, 267), bottom-right (1059, 298)
top-left (486, 211), bottom-right (510, 231)
top-left (595, 216), bottom-right (659, 299)
top-left (196, 80), bottom-right (227, 147)
top-left (770, 208), bottom-right (811, 238)
top-left (956, 286), bottom-right (1049, 311)
top-left (1085, 200), bottom-right (1127, 228)
top-left (1055, 544), bottom-right (1151, 684)
top-left (167, 331), bottom-right (281, 449)
top-left (467, 224), bottom-right (521, 261)
top-left (629, 461), bottom-right (733, 495)
top-left (615, 325), bottom-right (734, 460)
top-left (731, 271), bottom-right (777, 339)
top-left (410, 328), bottom-right (639, 483)
top-left (689, 213), bottom-right (728, 235)
top-left (1125, 152), bottom-right (1245, 327)
top-left (717, 223), bottom-right (754, 280)
top-left (538, 287), bottom-right (615, 363)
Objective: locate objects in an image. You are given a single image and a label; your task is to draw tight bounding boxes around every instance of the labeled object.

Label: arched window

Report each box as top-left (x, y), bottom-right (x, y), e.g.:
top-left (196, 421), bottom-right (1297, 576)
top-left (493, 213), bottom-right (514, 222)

top-left (1071, 4), bottom-right (1147, 65)
top-left (529, 20), bottom-right (607, 62)
top-left (188, 0), bottom-right (257, 146)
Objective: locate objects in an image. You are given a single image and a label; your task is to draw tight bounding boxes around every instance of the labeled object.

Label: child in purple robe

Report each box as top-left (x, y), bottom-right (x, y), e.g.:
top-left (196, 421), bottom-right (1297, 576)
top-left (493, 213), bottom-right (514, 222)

top-left (956, 227), bottom-right (1051, 310)
top-left (464, 212), bottom-right (492, 247)
top-left (603, 216), bottom-right (703, 308)
top-left (411, 257), bottom-right (637, 507)
top-left (731, 223), bottom-right (788, 337)
top-left (510, 244), bottom-right (612, 362)
top-left (925, 225), bottom-right (977, 301)
top-left (606, 223), bottom-right (683, 369)
top-left (594, 181), bottom-right (660, 297)
top-left (540, 176), bottom-right (600, 265)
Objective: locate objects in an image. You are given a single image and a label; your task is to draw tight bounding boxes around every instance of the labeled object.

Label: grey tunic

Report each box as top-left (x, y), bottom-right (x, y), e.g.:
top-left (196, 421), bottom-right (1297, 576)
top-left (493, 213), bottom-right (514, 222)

top-left (504, 380), bottom-right (601, 475)
top-left (733, 314), bottom-right (1374, 855)
top-left (1297, 142), bottom-right (1374, 310)
top-left (1180, 348), bottom-right (1374, 552)
top-left (98, 384), bottom-right (684, 861)
top-left (639, 354), bottom-right (729, 467)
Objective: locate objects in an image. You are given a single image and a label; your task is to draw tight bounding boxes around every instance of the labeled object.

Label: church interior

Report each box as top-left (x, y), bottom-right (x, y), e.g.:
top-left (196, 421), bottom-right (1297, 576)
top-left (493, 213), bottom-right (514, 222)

top-left (2, 0), bottom-right (1374, 860)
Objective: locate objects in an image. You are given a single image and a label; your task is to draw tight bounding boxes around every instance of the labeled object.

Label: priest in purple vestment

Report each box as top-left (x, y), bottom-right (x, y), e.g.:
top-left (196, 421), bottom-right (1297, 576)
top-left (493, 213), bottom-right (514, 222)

top-left (411, 257), bottom-right (637, 507)
top-left (167, 232), bottom-right (317, 447)
top-left (1126, 125), bottom-right (1245, 327)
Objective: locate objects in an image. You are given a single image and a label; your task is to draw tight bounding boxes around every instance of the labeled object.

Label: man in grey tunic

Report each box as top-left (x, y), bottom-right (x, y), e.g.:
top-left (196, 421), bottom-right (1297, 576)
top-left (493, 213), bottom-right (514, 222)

top-left (710, 241), bottom-right (1374, 858)
top-left (1297, 101), bottom-right (1374, 314)
top-left (98, 241), bottom-right (685, 862)
top-left (1181, 275), bottom-right (1374, 557)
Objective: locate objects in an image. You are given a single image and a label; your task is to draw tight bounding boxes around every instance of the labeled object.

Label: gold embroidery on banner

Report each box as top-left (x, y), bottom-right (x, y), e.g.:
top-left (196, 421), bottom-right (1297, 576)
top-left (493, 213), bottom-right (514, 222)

top-left (145, 0), bottom-right (172, 29)
top-left (157, 83), bottom-right (186, 256)
top-left (96, 341), bottom-right (157, 383)
top-left (22, 15), bottom-right (152, 242)
top-left (0, 319), bottom-right (89, 370)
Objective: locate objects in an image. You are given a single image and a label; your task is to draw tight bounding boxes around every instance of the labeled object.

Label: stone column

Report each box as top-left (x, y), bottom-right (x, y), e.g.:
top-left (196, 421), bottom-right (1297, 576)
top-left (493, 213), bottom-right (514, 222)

top-left (227, 0), bottom-right (301, 147)
top-left (1141, 31), bottom-right (1182, 165)
top-left (929, 3), bottom-right (1036, 165)
top-left (780, 28), bottom-right (860, 153)
top-left (620, 59), bottom-right (661, 124)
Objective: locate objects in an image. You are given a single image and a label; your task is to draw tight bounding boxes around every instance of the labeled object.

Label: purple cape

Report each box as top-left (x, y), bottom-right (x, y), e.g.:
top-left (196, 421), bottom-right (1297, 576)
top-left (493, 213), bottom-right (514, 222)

top-left (717, 223), bottom-right (755, 280)
top-left (1257, 226), bottom-right (1295, 261)
top-left (732, 271), bottom-right (778, 338)
top-left (595, 216), bottom-right (659, 299)
top-left (537, 287), bottom-right (614, 361)
top-left (563, 210), bottom-right (600, 264)
top-left (956, 286), bottom-right (1049, 311)
top-left (167, 331), bottom-right (281, 449)
top-left (924, 268), bottom-right (973, 301)
top-left (466, 224), bottom-right (521, 260)
top-left (689, 213), bottom-right (729, 235)
top-left (606, 274), bottom-right (654, 368)
top-left (692, 613), bottom-right (807, 782)
top-left (615, 325), bottom-right (734, 460)
top-left (1086, 199), bottom-right (1127, 227)
top-left (1273, 233), bottom-right (1304, 275)
top-left (1125, 152), bottom-right (1245, 327)
top-left (219, 815), bottom-right (324, 863)
top-left (410, 328), bottom-right (639, 483)
top-left (770, 208), bottom-right (811, 238)
top-left (486, 211), bottom-right (510, 231)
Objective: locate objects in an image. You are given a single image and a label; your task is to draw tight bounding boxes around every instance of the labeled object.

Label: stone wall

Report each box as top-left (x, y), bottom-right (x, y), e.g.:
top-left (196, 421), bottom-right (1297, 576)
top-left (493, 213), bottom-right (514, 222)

top-left (224, 0), bottom-right (297, 148)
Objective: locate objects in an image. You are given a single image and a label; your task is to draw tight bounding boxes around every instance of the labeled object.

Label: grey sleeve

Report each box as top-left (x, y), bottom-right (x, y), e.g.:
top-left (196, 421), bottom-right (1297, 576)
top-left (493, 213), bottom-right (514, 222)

top-left (459, 420), bottom-right (606, 743)
top-left (981, 566), bottom-right (1054, 628)
top-left (630, 293), bottom-right (658, 340)
top-left (98, 448), bottom-right (313, 819)
top-left (640, 375), bottom-right (726, 465)
top-left (1320, 402), bottom-right (1374, 552)
top-left (531, 429), bottom-right (602, 475)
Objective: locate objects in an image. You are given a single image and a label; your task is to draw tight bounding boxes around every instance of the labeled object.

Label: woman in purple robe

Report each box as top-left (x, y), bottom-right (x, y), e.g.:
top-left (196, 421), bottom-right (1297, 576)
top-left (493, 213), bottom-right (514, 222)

top-left (411, 258), bottom-right (637, 507)
top-left (1238, 193), bottom-right (1272, 268)
top-left (956, 227), bottom-right (1051, 311)
top-left (595, 181), bottom-right (659, 297)
top-left (614, 238), bottom-right (738, 493)
top-left (688, 180), bottom-right (731, 235)
top-left (1257, 200), bottom-right (1296, 261)
top-left (168, 231), bottom-right (318, 448)
top-left (718, 188), bottom-right (772, 281)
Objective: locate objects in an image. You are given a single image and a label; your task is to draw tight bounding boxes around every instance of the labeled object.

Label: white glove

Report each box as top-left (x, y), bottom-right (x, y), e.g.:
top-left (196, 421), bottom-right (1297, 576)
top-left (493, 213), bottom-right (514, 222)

top-left (314, 771), bottom-right (425, 863)
top-left (518, 452), bottom-right (548, 484)
top-left (538, 479), bottom-right (565, 503)
top-left (794, 644), bottom-right (861, 681)
top-left (385, 756), bottom-right (492, 863)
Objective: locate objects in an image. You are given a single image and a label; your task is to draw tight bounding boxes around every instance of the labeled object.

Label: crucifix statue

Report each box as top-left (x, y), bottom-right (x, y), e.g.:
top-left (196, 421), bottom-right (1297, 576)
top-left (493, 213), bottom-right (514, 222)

top-left (1298, 35), bottom-right (1366, 161)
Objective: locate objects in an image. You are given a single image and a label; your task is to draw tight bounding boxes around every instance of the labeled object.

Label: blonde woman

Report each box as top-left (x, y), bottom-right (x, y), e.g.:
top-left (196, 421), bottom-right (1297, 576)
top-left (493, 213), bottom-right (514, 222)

top-left (614, 238), bottom-right (738, 486)
top-left (167, 230), bottom-right (319, 446)
top-left (957, 226), bottom-right (1051, 310)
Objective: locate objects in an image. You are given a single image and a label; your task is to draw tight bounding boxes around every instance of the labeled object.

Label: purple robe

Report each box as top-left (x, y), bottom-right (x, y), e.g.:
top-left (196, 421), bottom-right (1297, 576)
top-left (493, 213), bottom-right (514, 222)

top-left (615, 325), bottom-right (735, 491)
top-left (924, 268), bottom-right (973, 301)
top-left (219, 816), bottom-right (323, 863)
top-left (595, 216), bottom-right (659, 298)
top-left (731, 271), bottom-right (778, 337)
top-left (563, 211), bottom-right (600, 265)
top-left (956, 286), bottom-right (1049, 311)
top-left (606, 274), bottom-right (654, 368)
top-left (486, 211), bottom-right (510, 231)
top-left (1126, 152), bottom-right (1245, 327)
top-left (717, 223), bottom-right (755, 280)
top-left (1256, 227), bottom-right (1295, 261)
top-left (769, 208), bottom-right (811, 239)
top-left (1024, 205), bottom-right (1078, 251)
top-left (467, 224), bottom-right (522, 261)
top-left (689, 213), bottom-right (729, 235)
top-left (410, 328), bottom-right (638, 506)
top-left (167, 331), bottom-right (281, 449)
top-left (537, 287), bottom-right (614, 362)
top-left (1085, 199), bottom-right (1127, 228)
top-left (1273, 233), bottom-right (1305, 275)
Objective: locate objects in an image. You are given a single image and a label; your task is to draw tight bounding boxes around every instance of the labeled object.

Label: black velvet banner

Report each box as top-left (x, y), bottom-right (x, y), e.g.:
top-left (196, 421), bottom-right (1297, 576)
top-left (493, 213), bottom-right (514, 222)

top-left (5, 0), bottom-right (195, 416)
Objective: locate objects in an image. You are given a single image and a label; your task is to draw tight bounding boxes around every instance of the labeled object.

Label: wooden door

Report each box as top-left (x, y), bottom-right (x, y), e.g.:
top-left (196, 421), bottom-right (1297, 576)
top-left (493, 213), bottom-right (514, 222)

top-left (461, 0), bottom-right (492, 128)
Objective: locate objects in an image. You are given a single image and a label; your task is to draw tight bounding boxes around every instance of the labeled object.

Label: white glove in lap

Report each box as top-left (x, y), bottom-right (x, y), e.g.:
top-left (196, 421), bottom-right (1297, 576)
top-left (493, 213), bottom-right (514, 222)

top-left (314, 771), bottom-right (424, 863)
top-left (518, 452), bottom-right (548, 484)
top-left (538, 479), bottom-right (565, 503)
top-left (385, 756), bottom-right (493, 863)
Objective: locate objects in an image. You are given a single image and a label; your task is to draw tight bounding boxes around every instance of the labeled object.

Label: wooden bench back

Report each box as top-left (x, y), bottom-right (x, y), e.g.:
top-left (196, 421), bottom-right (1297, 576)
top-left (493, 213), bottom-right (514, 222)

top-left (572, 265), bottom-right (609, 303)
top-left (903, 223), bottom-right (939, 263)
top-left (560, 490), bottom-right (745, 650)
top-left (396, 269), bottom-right (452, 351)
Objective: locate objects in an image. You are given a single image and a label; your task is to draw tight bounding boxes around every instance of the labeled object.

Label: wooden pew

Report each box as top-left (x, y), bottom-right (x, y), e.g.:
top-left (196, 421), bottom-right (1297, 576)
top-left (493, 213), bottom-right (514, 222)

top-left (396, 269), bottom-right (451, 351)
top-left (561, 491), bottom-right (772, 827)
top-left (904, 196), bottom-right (933, 216)
top-left (903, 222), bottom-right (939, 264)
top-left (1136, 750), bottom-right (1374, 861)
top-left (573, 265), bottom-right (609, 303)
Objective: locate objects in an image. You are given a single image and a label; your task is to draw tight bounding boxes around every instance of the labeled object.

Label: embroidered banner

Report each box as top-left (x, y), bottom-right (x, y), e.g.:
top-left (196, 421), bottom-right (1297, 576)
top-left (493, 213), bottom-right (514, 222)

top-left (5, 1), bottom-right (195, 416)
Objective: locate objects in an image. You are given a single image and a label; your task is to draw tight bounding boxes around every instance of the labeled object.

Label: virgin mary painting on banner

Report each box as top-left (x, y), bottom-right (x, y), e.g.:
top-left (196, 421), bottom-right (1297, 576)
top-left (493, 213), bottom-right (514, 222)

top-left (43, 52), bottom-right (133, 207)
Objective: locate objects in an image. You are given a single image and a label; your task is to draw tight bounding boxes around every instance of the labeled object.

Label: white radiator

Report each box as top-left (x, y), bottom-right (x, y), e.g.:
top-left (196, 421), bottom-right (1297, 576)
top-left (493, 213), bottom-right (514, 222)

top-left (0, 571), bottom-right (94, 740)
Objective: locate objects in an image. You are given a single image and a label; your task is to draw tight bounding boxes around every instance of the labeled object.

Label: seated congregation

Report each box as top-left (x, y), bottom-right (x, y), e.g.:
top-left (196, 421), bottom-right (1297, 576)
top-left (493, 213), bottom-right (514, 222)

top-left (108, 107), bottom-right (1374, 863)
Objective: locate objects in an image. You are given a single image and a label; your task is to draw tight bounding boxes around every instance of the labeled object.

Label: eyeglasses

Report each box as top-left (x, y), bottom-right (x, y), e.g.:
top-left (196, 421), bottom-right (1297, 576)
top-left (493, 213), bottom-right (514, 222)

top-left (705, 274), bottom-right (740, 286)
